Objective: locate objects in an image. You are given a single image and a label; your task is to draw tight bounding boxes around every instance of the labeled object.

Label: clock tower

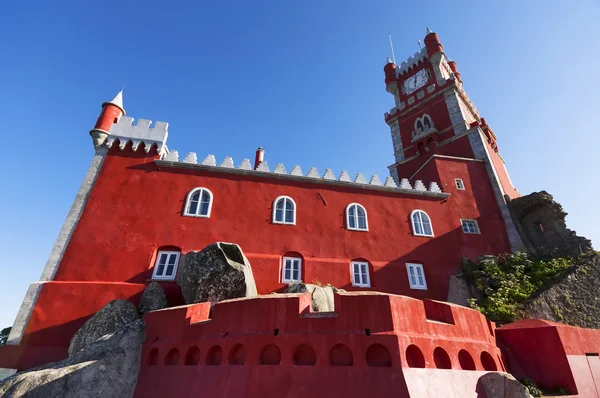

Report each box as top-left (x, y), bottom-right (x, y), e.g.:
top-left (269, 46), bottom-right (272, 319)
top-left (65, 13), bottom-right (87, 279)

top-left (383, 29), bottom-right (525, 251)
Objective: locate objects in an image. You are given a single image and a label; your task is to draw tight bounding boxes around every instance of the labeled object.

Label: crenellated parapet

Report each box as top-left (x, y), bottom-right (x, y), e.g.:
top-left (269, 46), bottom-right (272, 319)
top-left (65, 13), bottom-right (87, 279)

top-left (106, 116), bottom-right (169, 154)
top-left (159, 150), bottom-right (444, 197)
top-left (140, 292), bottom-right (503, 373)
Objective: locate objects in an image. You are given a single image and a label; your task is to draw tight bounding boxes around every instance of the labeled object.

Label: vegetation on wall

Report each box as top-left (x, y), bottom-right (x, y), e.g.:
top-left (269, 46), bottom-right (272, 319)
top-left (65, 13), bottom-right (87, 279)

top-left (0, 327), bottom-right (11, 346)
top-left (462, 252), bottom-right (572, 322)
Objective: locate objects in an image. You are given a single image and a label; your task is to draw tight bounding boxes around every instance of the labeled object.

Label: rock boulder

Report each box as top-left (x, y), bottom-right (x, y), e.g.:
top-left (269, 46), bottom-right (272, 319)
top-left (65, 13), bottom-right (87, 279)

top-left (177, 242), bottom-right (258, 304)
top-left (68, 299), bottom-right (139, 355)
top-left (138, 282), bottom-right (168, 315)
top-left (477, 372), bottom-right (532, 398)
top-left (0, 319), bottom-right (145, 398)
top-left (285, 283), bottom-right (335, 312)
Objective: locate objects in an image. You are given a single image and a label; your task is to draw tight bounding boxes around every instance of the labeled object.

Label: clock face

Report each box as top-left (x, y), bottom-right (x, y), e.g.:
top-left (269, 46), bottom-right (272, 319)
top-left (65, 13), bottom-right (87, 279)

top-left (403, 69), bottom-right (429, 95)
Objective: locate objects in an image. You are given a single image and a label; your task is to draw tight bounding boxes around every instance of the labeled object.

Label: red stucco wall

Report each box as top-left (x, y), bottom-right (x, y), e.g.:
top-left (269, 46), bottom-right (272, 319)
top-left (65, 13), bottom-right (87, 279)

top-left (134, 292), bottom-right (503, 398)
top-left (53, 146), bottom-right (511, 304)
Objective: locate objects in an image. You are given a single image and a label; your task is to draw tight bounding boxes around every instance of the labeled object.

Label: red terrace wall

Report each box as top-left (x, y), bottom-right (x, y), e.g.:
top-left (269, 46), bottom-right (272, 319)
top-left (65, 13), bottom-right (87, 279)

top-left (134, 292), bottom-right (503, 398)
top-left (53, 146), bottom-right (509, 303)
top-left (497, 320), bottom-right (600, 395)
top-left (0, 281), bottom-right (145, 370)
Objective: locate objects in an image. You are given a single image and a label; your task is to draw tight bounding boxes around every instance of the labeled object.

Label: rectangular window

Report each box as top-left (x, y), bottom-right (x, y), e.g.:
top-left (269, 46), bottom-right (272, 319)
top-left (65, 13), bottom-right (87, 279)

top-left (350, 261), bottom-right (371, 287)
top-left (282, 257), bottom-right (302, 283)
top-left (454, 178), bottom-right (465, 190)
top-left (152, 251), bottom-right (180, 280)
top-left (461, 219), bottom-right (480, 234)
top-left (406, 263), bottom-right (427, 290)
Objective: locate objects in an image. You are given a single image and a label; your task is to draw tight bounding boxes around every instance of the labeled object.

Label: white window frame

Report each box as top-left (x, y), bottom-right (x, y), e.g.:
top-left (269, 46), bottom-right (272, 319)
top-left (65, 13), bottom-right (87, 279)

top-left (184, 187), bottom-right (213, 218)
top-left (350, 261), bottom-right (371, 287)
top-left (272, 196), bottom-right (296, 225)
top-left (345, 203), bottom-right (369, 231)
top-left (461, 219), bottom-right (480, 234)
top-left (454, 178), bottom-right (465, 190)
top-left (281, 256), bottom-right (302, 283)
top-left (410, 209), bottom-right (434, 237)
top-left (406, 263), bottom-right (427, 290)
top-left (152, 250), bottom-right (181, 280)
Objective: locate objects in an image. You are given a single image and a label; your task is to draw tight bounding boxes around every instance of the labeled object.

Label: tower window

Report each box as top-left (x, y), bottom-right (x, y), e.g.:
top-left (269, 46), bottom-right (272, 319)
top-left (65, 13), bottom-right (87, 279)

top-left (282, 256), bottom-right (302, 283)
top-left (346, 203), bottom-right (368, 231)
top-left (184, 187), bottom-right (213, 217)
top-left (461, 219), bottom-right (480, 234)
top-left (152, 250), bottom-right (180, 280)
top-left (406, 263), bottom-right (427, 290)
top-left (454, 179), bottom-right (465, 190)
top-left (410, 210), bottom-right (434, 237)
top-left (350, 261), bottom-right (371, 287)
top-left (272, 196), bottom-right (296, 225)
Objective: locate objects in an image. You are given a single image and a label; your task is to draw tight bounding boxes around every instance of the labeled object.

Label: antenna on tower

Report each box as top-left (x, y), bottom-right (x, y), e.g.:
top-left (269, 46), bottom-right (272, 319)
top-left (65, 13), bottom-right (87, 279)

top-left (388, 33), bottom-right (396, 64)
top-left (417, 39), bottom-right (422, 50)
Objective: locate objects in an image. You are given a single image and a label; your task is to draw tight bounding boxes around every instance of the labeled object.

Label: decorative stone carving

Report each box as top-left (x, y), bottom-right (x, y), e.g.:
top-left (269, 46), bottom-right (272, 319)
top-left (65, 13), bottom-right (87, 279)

top-left (338, 171), bottom-right (351, 182)
top-left (354, 173), bottom-right (367, 184)
top-left (238, 159), bottom-right (252, 170)
top-left (256, 161), bottom-right (270, 172)
top-left (163, 150), bottom-right (179, 162)
top-left (384, 176), bottom-right (397, 187)
top-left (220, 156), bottom-right (234, 168)
top-left (182, 152), bottom-right (198, 164)
top-left (107, 116), bottom-right (169, 155)
top-left (414, 180), bottom-right (427, 191)
top-left (400, 178), bottom-right (412, 189)
top-left (369, 175), bottom-right (382, 186)
top-left (273, 163), bottom-right (286, 174)
top-left (323, 169), bottom-right (336, 180)
top-left (290, 165), bottom-right (303, 176)
top-left (176, 243), bottom-right (258, 304)
top-left (202, 154), bottom-right (217, 166)
top-left (307, 167), bottom-right (320, 178)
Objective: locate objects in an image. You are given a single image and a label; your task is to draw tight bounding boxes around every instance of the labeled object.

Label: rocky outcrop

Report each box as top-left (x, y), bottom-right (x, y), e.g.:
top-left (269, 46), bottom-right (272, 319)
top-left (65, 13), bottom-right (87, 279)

top-left (177, 242), bottom-right (258, 304)
top-left (523, 254), bottom-right (600, 328)
top-left (68, 299), bottom-right (139, 355)
top-left (285, 283), bottom-right (336, 312)
top-left (508, 191), bottom-right (592, 258)
top-left (138, 282), bottom-right (168, 315)
top-left (477, 372), bottom-right (532, 398)
top-left (0, 319), bottom-right (145, 398)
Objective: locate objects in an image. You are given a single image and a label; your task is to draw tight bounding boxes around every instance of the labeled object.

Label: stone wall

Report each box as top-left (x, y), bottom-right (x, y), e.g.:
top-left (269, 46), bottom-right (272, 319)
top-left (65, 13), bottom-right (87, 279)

top-left (508, 191), bottom-right (592, 258)
top-left (523, 254), bottom-right (600, 329)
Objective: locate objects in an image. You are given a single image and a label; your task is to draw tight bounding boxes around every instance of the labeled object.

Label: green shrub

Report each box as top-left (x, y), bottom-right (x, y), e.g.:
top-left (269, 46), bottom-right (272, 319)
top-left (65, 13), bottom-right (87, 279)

top-left (464, 252), bottom-right (571, 322)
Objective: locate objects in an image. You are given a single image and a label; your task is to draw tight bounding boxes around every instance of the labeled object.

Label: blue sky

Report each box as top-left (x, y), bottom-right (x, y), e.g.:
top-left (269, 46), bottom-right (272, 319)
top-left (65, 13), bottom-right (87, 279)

top-left (0, 1), bottom-right (598, 328)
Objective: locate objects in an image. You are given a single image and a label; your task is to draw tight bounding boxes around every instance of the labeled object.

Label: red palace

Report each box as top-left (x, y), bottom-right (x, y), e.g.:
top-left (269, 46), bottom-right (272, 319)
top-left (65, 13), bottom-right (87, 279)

top-left (2, 29), bottom-right (600, 397)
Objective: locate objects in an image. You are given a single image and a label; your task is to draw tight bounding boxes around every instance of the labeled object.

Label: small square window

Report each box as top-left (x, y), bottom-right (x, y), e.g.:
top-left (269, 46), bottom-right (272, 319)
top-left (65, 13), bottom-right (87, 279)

top-left (350, 261), bottom-right (371, 287)
top-left (454, 179), bottom-right (465, 190)
top-left (152, 251), bottom-right (180, 280)
top-left (461, 219), bottom-right (480, 234)
top-left (406, 263), bottom-right (427, 290)
top-left (282, 257), bottom-right (302, 283)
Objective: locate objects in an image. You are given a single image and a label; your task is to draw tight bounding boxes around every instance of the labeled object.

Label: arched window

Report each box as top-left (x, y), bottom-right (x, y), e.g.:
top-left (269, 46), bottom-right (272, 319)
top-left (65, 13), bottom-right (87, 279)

top-left (423, 115), bottom-right (431, 129)
top-left (346, 203), bottom-right (368, 231)
top-left (411, 210), bottom-right (433, 237)
top-left (184, 187), bottom-right (213, 217)
top-left (272, 196), bottom-right (296, 225)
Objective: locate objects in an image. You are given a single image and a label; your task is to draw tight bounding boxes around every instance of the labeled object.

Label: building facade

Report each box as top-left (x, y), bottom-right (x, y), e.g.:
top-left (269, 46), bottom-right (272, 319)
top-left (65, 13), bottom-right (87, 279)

top-left (5, 30), bottom-right (525, 371)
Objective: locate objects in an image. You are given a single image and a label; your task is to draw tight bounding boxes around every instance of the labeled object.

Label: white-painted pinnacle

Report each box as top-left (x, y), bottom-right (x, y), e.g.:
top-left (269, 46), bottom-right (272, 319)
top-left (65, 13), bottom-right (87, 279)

top-left (307, 167), bottom-right (320, 178)
top-left (238, 159), bottom-right (252, 170)
top-left (414, 180), bottom-right (427, 191)
top-left (105, 89), bottom-right (125, 114)
top-left (183, 152), bottom-right (198, 164)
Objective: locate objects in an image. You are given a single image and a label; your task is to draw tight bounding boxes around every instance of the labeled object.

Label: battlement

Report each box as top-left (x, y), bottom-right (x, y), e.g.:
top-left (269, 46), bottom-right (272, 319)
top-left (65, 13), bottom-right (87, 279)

top-left (158, 150), bottom-right (446, 197)
top-left (395, 48), bottom-right (428, 76)
top-left (141, 291), bottom-right (502, 371)
top-left (107, 116), bottom-right (169, 154)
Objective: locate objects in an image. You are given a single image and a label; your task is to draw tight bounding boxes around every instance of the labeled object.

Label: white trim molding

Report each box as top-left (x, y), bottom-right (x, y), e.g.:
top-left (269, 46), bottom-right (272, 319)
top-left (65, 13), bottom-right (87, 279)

top-left (183, 187), bottom-right (213, 218)
top-left (272, 196), bottom-right (296, 225)
top-left (410, 209), bottom-right (434, 237)
top-left (151, 250), bottom-right (181, 280)
top-left (406, 263), bottom-right (427, 290)
top-left (281, 256), bottom-right (302, 283)
top-left (350, 261), bottom-right (371, 288)
top-left (345, 203), bottom-right (369, 231)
